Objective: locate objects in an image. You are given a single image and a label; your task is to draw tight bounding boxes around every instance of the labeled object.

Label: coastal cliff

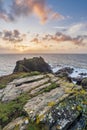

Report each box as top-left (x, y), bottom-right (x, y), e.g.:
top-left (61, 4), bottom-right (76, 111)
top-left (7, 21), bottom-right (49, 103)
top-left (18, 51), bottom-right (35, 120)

top-left (0, 57), bottom-right (87, 130)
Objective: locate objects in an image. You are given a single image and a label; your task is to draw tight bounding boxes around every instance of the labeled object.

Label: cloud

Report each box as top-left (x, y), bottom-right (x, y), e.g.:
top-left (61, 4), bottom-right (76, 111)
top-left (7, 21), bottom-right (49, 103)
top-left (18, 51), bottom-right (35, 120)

top-left (0, 0), bottom-right (64, 24)
top-left (0, 0), bottom-right (8, 21)
top-left (0, 29), bottom-right (26, 43)
top-left (30, 32), bottom-right (87, 46)
top-left (67, 23), bottom-right (87, 35)
top-left (53, 23), bottom-right (87, 36)
top-left (31, 37), bottom-right (40, 44)
top-left (0, 0), bottom-right (14, 22)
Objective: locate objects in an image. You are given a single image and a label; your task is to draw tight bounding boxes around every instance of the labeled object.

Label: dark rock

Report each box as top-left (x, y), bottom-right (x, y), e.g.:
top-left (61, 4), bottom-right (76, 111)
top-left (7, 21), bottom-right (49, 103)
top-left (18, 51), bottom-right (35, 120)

top-left (81, 78), bottom-right (87, 89)
top-left (56, 72), bottom-right (69, 78)
top-left (55, 67), bottom-right (73, 82)
top-left (72, 77), bottom-right (83, 85)
top-left (13, 57), bottom-right (52, 73)
top-left (79, 73), bottom-right (87, 76)
top-left (56, 67), bottom-right (74, 75)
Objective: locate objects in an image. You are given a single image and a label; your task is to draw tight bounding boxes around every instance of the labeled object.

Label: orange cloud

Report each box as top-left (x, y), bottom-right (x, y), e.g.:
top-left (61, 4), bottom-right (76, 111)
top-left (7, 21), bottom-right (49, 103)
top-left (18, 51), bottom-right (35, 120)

top-left (0, 0), bottom-right (64, 24)
top-left (13, 0), bottom-right (64, 24)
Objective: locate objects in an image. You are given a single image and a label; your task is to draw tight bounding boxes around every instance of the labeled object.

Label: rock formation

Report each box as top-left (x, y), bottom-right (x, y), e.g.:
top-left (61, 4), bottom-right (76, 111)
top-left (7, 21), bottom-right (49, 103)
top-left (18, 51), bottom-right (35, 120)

top-left (13, 57), bottom-right (52, 73)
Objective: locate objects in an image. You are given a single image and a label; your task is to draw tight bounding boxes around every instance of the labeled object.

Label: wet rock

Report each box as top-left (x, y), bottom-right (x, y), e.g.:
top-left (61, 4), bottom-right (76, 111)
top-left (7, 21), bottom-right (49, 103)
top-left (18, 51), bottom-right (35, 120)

top-left (72, 77), bottom-right (83, 85)
top-left (56, 67), bottom-right (74, 75)
top-left (55, 67), bottom-right (73, 83)
top-left (13, 57), bottom-right (52, 73)
top-left (79, 73), bottom-right (87, 76)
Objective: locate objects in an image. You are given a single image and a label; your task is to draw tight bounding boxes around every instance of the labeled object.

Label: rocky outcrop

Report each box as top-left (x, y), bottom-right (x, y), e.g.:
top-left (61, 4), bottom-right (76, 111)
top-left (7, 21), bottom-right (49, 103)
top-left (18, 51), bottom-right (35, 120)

top-left (1, 74), bottom-right (48, 102)
top-left (13, 57), bottom-right (52, 73)
top-left (0, 72), bottom-right (87, 130)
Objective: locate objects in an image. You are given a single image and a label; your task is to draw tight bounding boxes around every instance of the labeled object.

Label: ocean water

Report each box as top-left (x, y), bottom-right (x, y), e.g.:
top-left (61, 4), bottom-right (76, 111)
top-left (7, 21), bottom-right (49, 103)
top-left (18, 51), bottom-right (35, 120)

top-left (0, 54), bottom-right (87, 78)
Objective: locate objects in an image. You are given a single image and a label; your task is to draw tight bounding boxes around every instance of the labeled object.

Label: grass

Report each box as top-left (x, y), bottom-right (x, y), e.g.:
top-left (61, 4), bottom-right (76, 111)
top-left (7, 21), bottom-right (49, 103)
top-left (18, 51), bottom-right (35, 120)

top-left (0, 71), bottom-right (40, 89)
top-left (43, 82), bottom-right (59, 92)
top-left (0, 93), bottom-right (30, 128)
top-left (26, 122), bottom-right (48, 130)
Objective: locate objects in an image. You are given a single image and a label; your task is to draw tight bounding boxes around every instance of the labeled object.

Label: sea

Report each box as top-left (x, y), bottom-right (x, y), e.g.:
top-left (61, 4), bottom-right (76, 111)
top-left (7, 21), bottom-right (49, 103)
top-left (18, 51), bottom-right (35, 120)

top-left (0, 54), bottom-right (87, 78)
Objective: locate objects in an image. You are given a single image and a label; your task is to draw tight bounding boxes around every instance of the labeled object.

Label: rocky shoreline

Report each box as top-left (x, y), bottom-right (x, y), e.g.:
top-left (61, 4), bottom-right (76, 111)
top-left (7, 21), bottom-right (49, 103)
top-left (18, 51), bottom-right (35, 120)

top-left (0, 57), bottom-right (87, 130)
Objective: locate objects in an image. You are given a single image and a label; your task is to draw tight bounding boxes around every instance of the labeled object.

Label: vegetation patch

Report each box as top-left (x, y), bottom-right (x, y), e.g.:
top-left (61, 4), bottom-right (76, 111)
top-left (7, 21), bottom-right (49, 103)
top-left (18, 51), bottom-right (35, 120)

top-left (43, 82), bottom-right (59, 92)
top-left (0, 93), bottom-right (30, 128)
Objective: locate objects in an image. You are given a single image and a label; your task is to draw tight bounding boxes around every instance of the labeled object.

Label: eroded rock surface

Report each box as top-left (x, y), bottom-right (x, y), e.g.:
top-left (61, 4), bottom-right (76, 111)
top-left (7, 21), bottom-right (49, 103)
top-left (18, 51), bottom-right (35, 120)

top-left (0, 73), bottom-right (87, 130)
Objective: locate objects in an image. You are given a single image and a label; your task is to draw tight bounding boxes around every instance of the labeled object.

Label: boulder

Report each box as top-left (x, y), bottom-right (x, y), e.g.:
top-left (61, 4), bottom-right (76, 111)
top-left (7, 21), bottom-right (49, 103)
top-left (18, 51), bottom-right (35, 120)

top-left (55, 67), bottom-right (73, 82)
top-left (79, 73), bottom-right (87, 76)
top-left (55, 67), bottom-right (74, 75)
top-left (13, 57), bottom-right (52, 73)
top-left (81, 78), bottom-right (87, 89)
top-left (72, 77), bottom-right (83, 85)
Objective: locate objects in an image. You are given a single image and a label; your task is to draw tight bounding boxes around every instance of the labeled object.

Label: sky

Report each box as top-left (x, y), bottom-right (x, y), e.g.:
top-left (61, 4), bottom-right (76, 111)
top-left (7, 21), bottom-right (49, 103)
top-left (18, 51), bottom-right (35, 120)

top-left (0, 0), bottom-right (87, 54)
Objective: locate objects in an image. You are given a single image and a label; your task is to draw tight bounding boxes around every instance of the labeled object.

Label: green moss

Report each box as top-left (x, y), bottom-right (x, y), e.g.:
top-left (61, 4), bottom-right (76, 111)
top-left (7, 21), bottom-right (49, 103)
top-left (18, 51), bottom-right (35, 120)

top-left (48, 101), bottom-right (56, 107)
top-left (0, 84), bottom-right (6, 89)
top-left (0, 93), bottom-right (30, 128)
top-left (43, 82), bottom-right (59, 92)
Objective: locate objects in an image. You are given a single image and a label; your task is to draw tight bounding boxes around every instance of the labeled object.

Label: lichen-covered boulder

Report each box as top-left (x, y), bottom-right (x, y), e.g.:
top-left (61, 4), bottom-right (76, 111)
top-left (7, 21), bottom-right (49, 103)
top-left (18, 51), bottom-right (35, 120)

top-left (13, 57), bottom-right (52, 73)
top-left (81, 78), bottom-right (87, 89)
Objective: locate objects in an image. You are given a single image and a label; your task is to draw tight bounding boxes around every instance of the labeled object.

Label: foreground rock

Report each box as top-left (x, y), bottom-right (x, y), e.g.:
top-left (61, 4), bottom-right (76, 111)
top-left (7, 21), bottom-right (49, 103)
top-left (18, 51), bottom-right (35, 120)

top-left (13, 57), bottom-right (52, 73)
top-left (0, 72), bottom-right (87, 130)
top-left (2, 74), bottom-right (48, 102)
top-left (3, 117), bottom-right (29, 130)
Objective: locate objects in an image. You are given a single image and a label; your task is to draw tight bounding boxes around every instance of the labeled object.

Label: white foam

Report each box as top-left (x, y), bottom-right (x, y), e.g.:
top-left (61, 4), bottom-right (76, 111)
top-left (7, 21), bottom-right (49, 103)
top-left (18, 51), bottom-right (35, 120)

top-left (52, 65), bottom-right (87, 78)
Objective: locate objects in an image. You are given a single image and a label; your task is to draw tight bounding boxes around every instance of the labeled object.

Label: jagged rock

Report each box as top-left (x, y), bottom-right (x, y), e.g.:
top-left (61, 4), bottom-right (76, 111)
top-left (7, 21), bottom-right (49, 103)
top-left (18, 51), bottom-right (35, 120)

top-left (24, 87), bottom-right (66, 119)
top-left (56, 67), bottom-right (74, 75)
top-left (1, 74), bottom-right (60, 102)
top-left (55, 67), bottom-right (73, 83)
top-left (13, 57), bottom-right (52, 73)
top-left (72, 77), bottom-right (83, 85)
top-left (30, 83), bottom-right (51, 95)
top-left (81, 78), bottom-right (87, 89)
top-left (79, 73), bottom-right (87, 76)
top-left (45, 100), bottom-right (81, 130)
top-left (0, 72), bottom-right (87, 130)
top-left (2, 74), bottom-right (49, 102)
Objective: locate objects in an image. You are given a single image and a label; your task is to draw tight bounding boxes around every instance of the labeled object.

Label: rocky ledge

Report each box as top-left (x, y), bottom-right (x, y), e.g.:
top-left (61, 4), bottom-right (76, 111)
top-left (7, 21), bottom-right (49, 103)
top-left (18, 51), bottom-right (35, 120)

top-left (0, 57), bottom-right (87, 130)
